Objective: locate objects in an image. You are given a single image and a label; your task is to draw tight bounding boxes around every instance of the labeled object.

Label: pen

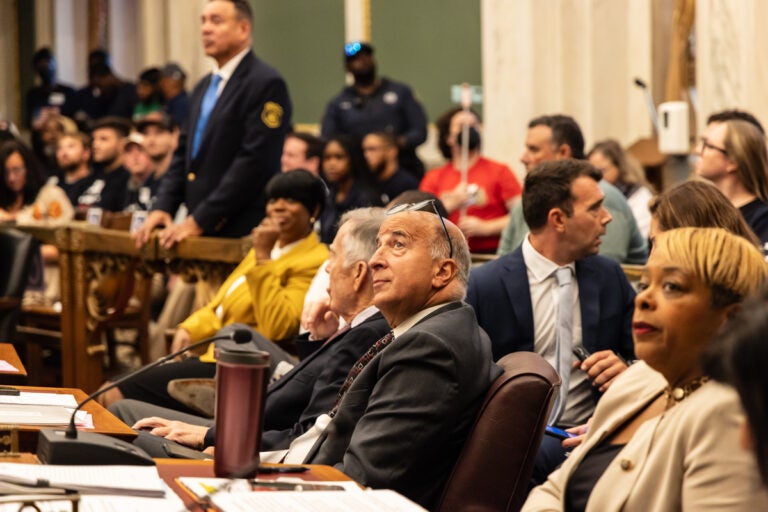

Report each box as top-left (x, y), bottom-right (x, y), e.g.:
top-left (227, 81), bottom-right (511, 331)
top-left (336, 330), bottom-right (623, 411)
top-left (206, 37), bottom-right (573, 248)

top-left (257, 466), bottom-right (309, 474)
top-left (0, 386), bottom-right (19, 396)
top-left (249, 479), bottom-right (345, 491)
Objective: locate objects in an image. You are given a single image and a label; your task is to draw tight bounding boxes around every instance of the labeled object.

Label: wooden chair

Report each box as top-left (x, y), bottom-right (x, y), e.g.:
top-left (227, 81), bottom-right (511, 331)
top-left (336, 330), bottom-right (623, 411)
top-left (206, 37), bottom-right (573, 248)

top-left (0, 228), bottom-right (37, 359)
top-left (436, 352), bottom-right (560, 512)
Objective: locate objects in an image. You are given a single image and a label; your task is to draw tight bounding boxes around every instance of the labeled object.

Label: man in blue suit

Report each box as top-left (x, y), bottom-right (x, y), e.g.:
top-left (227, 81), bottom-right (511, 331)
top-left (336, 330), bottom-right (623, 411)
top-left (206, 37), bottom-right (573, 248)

top-left (466, 159), bottom-right (635, 484)
top-left (135, 0), bottom-right (291, 248)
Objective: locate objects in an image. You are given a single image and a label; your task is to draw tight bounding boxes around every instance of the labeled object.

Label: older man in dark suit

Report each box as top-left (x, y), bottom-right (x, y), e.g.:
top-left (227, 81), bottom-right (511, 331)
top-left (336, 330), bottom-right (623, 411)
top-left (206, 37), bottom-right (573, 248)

top-left (110, 208), bottom-right (390, 454)
top-left (466, 159), bottom-right (635, 484)
top-left (304, 204), bottom-right (500, 510)
top-left (135, 0), bottom-right (290, 248)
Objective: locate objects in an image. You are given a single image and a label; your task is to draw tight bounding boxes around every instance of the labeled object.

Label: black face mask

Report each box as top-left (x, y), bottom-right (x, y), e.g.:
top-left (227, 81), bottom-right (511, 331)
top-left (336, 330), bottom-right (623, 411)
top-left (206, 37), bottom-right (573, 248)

top-left (352, 65), bottom-right (377, 87)
top-left (456, 126), bottom-right (481, 151)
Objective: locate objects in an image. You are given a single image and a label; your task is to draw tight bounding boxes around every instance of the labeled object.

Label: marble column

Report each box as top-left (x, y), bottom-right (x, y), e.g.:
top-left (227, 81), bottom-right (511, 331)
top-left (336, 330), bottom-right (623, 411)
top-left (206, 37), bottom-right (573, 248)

top-left (481, 0), bottom-right (652, 178)
top-left (0, 0), bottom-right (20, 125)
top-left (696, 0), bottom-right (768, 133)
top-left (345, 0), bottom-right (370, 42)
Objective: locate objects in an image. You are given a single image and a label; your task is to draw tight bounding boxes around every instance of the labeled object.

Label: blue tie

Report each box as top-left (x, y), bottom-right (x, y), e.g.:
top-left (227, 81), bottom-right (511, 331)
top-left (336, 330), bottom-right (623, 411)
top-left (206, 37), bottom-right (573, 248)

top-left (191, 73), bottom-right (222, 159)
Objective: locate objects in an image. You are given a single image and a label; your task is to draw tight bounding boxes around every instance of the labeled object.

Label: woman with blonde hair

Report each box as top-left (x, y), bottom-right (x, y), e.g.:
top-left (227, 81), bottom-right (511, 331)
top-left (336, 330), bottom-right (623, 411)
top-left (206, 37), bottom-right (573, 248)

top-left (588, 139), bottom-right (654, 238)
top-left (524, 227), bottom-right (768, 511)
top-left (696, 118), bottom-right (768, 245)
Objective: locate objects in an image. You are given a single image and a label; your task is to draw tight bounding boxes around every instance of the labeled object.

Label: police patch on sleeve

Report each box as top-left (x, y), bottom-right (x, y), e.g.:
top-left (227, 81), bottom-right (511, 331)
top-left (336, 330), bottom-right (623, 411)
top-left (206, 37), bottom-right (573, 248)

top-left (261, 101), bottom-right (284, 128)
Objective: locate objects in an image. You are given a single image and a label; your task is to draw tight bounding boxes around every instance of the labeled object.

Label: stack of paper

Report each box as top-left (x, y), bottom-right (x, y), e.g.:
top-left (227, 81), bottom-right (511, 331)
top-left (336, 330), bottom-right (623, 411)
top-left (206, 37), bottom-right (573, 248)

top-left (212, 489), bottom-right (428, 511)
top-left (0, 464), bottom-right (165, 497)
top-left (0, 392), bottom-right (92, 427)
top-left (0, 482), bottom-right (184, 512)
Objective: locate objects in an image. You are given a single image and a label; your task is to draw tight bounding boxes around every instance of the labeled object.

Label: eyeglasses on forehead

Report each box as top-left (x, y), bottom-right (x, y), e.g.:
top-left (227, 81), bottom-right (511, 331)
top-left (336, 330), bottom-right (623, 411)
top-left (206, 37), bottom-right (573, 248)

top-left (385, 199), bottom-right (453, 259)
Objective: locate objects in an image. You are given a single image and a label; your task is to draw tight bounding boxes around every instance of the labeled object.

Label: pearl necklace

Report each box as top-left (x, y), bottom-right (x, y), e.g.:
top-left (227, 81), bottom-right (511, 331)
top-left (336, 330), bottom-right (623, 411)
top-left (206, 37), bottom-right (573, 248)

top-left (664, 376), bottom-right (710, 408)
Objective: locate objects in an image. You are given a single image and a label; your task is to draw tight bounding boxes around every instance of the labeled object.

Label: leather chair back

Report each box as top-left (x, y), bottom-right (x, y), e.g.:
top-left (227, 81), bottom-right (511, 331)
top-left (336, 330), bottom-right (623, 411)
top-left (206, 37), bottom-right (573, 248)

top-left (0, 228), bottom-right (37, 341)
top-left (436, 352), bottom-right (560, 512)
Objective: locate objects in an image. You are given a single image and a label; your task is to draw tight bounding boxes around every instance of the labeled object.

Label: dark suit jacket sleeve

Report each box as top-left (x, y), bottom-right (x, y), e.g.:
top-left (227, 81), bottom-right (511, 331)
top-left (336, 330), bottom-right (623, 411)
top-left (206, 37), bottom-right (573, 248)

top-left (320, 97), bottom-right (340, 138)
top-left (191, 76), bottom-right (290, 233)
top-left (260, 319), bottom-right (387, 451)
top-left (152, 82), bottom-right (202, 216)
top-left (614, 262), bottom-right (636, 359)
top-left (398, 85), bottom-right (428, 147)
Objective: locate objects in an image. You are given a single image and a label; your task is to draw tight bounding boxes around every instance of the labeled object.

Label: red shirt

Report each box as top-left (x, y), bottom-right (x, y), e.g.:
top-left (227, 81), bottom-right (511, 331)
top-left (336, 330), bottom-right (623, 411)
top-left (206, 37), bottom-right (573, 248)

top-left (420, 157), bottom-right (521, 253)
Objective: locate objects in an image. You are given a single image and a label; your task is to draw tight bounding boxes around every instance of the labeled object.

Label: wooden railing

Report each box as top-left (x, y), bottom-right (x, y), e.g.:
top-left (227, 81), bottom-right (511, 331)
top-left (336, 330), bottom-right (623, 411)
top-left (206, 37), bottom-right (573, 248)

top-left (9, 222), bottom-right (249, 393)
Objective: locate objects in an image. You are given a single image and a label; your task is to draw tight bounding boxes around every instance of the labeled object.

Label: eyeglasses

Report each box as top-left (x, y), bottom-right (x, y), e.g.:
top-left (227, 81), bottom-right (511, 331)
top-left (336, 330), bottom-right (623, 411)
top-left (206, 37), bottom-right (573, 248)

top-left (700, 137), bottom-right (728, 156)
top-left (386, 199), bottom-right (453, 258)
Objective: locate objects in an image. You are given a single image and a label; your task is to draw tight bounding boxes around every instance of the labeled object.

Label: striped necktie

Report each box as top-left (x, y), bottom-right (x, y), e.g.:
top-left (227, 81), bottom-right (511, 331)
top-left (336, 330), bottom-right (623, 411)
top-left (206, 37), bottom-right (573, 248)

top-left (329, 331), bottom-right (395, 418)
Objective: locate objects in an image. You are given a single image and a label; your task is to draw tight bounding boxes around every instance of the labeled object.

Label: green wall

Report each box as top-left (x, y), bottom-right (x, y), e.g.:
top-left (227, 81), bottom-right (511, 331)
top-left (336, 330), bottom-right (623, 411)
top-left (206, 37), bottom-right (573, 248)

top-left (370, 0), bottom-right (481, 122)
top-left (250, 1), bottom-right (481, 125)
top-left (250, 1), bottom-right (346, 126)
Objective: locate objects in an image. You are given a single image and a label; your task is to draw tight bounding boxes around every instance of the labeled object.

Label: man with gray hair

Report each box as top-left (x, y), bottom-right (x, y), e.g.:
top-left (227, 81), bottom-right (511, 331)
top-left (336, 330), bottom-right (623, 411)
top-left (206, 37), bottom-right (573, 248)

top-left (110, 207), bottom-right (391, 455)
top-left (303, 203), bottom-right (501, 510)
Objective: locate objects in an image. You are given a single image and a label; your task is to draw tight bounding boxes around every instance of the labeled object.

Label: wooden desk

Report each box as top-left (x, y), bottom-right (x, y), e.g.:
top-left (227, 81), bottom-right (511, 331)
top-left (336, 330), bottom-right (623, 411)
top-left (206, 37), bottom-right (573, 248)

top-left (0, 343), bottom-right (27, 383)
top-left (9, 386), bottom-right (135, 452)
top-left (155, 459), bottom-right (354, 509)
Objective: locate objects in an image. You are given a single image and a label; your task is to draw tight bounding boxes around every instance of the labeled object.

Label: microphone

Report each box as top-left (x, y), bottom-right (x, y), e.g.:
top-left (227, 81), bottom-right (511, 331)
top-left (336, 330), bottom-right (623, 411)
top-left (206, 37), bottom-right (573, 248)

top-left (633, 76), bottom-right (659, 132)
top-left (37, 328), bottom-right (254, 465)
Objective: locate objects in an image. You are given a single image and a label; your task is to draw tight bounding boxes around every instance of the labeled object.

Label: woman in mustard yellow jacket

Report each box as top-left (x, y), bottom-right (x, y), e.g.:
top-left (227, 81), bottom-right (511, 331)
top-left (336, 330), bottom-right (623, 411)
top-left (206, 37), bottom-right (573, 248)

top-left (98, 170), bottom-right (329, 411)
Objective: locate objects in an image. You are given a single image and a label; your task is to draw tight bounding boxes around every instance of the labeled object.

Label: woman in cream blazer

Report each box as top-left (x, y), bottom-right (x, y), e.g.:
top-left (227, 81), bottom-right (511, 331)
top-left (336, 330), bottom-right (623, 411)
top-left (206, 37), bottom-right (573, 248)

top-left (524, 228), bottom-right (768, 511)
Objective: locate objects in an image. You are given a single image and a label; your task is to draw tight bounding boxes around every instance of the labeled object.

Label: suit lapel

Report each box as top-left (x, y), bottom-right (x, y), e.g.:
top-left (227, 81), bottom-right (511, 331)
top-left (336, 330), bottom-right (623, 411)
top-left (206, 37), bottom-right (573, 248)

top-left (268, 312), bottom-right (382, 395)
top-left (192, 51), bottom-right (255, 163)
top-left (505, 249), bottom-right (535, 350)
top-left (576, 259), bottom-right (599, 352)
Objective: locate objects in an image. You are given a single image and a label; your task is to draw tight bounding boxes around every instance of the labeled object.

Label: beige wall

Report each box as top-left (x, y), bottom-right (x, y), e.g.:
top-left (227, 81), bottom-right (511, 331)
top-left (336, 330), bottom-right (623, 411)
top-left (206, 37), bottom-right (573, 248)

top-left (0, 0), bottom-right (20, 125)
top-left (696, 0), bottom-right (768, 134)
top-left (481, 0), bottom-right (653, 177)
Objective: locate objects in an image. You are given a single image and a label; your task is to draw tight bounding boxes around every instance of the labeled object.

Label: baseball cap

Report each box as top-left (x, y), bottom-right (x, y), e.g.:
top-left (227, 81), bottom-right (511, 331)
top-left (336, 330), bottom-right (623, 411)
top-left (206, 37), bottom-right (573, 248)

top-left (160, 62), bottom-right (186, 81)
top-left (124, 132), bottom-right (146, 150)
top-left (344, 41), bottom-right (373, 61)
top-left (136, 112), bottom-right (175, 132)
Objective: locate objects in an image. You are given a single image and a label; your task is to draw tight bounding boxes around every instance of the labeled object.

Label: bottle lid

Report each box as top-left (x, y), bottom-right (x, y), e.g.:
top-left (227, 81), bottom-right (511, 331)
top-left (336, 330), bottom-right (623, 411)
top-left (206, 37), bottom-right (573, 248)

top-left (217, 348), bottom-right (270, 366)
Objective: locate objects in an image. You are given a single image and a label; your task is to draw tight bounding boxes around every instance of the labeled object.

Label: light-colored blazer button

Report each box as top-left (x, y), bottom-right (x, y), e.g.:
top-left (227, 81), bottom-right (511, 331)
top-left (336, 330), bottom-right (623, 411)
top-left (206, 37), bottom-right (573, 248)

top-left (620, 459), bottom-right (633, 471)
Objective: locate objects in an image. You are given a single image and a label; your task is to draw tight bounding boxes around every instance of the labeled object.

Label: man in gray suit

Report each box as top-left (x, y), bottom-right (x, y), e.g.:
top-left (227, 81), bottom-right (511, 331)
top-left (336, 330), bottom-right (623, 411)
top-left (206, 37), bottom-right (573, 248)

top-left (304, 203), bottom-right (501, 510)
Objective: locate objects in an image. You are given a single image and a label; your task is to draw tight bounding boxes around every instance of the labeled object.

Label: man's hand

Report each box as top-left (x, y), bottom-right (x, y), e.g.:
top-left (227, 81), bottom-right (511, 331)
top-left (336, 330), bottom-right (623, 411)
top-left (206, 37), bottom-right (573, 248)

top-left (303, 297), bottom-right (339, 340)
top-left (132, 416), bottom-right (208, 449)
top-left (158, 216), bottom-right (203, 249)
top-left (133, 210), bottom-right (172, 248)
top-left (573, 350), bottom-right (628, 392)
top-left (251, 217), bottom-right (281, 260)
top-left (458, 215), bottom-right (489, 237)
top-left (441, 183), bottom-right (470, 214)
top-left (170, 328), bottom-right (192, 357)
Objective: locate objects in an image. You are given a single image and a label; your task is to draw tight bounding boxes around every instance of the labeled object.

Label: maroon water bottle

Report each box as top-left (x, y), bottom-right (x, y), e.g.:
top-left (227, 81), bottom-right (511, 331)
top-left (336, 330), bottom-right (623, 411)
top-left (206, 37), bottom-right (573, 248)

top-left (213, 349), bottom-right (270, 478)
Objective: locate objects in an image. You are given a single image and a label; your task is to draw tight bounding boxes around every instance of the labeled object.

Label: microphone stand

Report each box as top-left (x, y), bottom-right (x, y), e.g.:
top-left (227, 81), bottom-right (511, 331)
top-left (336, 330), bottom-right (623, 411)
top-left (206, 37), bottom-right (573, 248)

top-left (38, 329), bottom-right (253, 465)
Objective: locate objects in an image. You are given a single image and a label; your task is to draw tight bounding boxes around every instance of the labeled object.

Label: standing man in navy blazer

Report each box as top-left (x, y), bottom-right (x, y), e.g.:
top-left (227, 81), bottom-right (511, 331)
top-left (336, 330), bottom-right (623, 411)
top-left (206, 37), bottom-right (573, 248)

top-left (466, 159), bottom-right (635, 484)
top-left (135, 0), bottom-right (291, 248)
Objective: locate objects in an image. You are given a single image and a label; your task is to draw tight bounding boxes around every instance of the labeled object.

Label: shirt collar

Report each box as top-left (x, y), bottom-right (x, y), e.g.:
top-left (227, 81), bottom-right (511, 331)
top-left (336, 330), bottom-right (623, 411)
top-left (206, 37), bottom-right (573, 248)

top-left (350, 305), bottom-right (379, 328)
top-left (392, 303), bottom-right (448, 339)
top-left (214, 46), bottom-right (250, 82)
top-left (270, 237), bottom-right (302, 260)
top-left (522, 235), bottom-right (576, 284)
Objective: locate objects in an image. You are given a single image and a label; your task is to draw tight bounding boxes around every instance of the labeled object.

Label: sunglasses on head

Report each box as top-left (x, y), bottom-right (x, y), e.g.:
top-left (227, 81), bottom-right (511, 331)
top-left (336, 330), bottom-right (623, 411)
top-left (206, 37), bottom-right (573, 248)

top-left (386, 199), bottom-right (453, 259)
